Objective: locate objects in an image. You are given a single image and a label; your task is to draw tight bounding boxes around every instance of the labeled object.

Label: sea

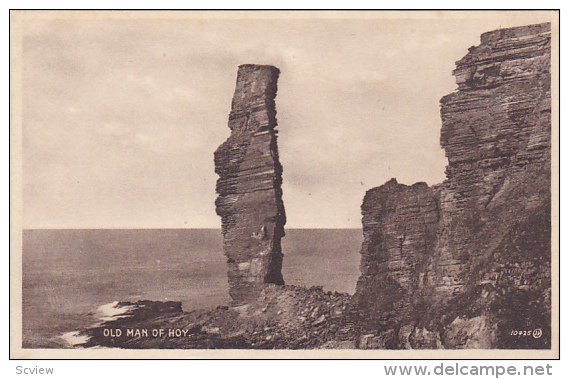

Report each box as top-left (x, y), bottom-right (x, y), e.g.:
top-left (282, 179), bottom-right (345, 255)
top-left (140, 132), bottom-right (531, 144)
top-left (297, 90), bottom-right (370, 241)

top-left (22, 229), bottom-right (362, 348)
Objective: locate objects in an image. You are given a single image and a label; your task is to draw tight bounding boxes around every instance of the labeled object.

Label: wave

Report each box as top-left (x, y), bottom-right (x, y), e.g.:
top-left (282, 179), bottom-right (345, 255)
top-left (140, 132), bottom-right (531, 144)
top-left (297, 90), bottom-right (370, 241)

top-left (60, 301), bottom-right (140, 348)
top-left (96, 301), bottom-right (139, 323)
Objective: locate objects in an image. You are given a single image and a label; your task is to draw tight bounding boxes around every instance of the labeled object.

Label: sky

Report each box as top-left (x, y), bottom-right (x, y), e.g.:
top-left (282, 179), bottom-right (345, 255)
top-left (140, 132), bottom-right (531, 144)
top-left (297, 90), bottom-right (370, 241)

top-left (16, 11), bottom-right (554, 228)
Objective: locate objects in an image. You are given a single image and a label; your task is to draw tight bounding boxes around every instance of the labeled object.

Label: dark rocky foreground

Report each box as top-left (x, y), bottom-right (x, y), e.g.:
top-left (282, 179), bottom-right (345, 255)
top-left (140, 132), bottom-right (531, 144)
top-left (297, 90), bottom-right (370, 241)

top-left (71, 23), bottom-right (552, 350)
top-left (78, 287), bottom-right (355, 349)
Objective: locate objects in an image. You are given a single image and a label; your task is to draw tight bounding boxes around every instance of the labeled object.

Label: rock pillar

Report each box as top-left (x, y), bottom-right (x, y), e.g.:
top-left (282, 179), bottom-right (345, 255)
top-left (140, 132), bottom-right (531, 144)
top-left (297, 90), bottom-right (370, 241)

top-left (214, 64), bottom-right (286, 305)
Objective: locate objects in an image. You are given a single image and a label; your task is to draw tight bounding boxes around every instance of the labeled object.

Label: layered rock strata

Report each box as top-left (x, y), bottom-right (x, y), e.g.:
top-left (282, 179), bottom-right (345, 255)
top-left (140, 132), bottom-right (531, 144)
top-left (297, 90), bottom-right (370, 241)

top-left (214, 64), bottom-right (286, 306)
top-left (353, 23), bottom-right (552, 349)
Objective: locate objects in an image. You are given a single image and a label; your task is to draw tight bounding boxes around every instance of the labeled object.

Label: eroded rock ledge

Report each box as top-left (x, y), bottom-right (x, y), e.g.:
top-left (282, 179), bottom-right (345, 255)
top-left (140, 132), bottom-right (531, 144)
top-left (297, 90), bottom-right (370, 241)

top-left (353, 22), bottom-right (551, 349)
top-left (214, 64), bottom-right (286, 306)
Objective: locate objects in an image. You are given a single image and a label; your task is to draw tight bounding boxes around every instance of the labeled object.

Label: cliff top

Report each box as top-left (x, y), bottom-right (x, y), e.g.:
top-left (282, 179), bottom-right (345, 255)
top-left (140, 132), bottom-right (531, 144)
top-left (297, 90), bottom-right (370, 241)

top-left (480, 22), bottom-right (551, 44)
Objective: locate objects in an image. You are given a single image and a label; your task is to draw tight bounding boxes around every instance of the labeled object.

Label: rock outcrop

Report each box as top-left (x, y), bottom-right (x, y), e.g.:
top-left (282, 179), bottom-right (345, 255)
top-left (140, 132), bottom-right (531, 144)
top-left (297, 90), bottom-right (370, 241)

top-left (353, 23), bottom-right (552, 349)
top-left (214, 64), bottom-right (286, 305)
top-left (352, 180), bottom-right (441, 348)
top-left (74, 285), bottom-right (356, 349)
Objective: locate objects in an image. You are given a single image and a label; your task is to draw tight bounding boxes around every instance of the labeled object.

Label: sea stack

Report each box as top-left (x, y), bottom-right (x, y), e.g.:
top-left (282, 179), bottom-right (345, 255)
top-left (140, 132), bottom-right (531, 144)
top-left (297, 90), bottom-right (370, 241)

top-left (214, 64), bottom-right (286, 305)
top-left (353, 23), bottom-right (551, 349)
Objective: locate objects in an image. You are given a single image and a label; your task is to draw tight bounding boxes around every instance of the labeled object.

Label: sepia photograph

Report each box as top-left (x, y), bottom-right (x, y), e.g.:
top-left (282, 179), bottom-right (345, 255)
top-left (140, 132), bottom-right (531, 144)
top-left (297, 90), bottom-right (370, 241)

top-left (9, 9), bottom-right (559, 359)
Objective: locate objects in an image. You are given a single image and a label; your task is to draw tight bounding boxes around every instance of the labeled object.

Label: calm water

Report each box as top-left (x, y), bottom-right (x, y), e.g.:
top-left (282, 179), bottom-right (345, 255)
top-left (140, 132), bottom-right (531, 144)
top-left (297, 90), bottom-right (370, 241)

top-left (22, 229), bottom-right (362, 348)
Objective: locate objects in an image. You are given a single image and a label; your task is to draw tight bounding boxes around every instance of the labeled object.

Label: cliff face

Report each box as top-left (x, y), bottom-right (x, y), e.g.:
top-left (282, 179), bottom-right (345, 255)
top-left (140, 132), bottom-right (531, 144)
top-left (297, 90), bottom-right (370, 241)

top-left (353, 23), bottom-right (551, 349)
top-left (353, 180), bottom-right (441, 348)
top-left (214, 64), bottom-right (286, 305)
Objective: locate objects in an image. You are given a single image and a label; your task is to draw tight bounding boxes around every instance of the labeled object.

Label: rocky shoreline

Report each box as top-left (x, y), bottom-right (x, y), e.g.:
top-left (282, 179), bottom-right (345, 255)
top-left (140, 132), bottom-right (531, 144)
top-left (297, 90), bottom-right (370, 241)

top-left (70, 286), bottom-right (356, 349)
